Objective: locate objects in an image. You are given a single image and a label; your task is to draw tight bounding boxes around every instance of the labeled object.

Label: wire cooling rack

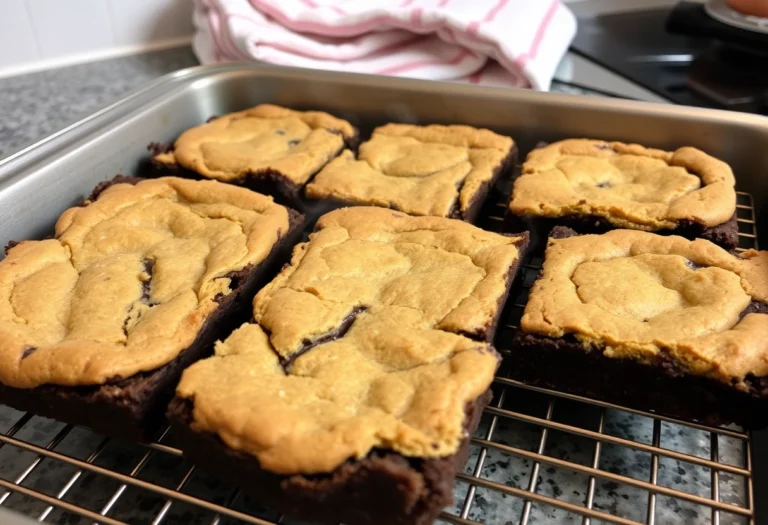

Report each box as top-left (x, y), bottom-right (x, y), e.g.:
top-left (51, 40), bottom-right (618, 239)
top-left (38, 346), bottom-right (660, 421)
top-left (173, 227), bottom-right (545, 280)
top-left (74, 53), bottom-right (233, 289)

top-left (0, 191), bottom-right (759, 525)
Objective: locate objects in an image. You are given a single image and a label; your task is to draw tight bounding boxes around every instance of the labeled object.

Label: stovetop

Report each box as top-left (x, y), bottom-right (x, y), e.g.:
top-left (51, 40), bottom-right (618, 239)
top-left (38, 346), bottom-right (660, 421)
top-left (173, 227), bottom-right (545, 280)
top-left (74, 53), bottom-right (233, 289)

top-left (567, 1), bottom-right (768, 114)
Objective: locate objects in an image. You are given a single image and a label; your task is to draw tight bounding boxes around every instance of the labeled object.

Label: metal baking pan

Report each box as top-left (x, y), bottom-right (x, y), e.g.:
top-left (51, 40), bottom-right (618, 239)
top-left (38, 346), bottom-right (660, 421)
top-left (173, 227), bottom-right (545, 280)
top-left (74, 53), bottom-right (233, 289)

top-left (0, 63), bottom-right (766, 525)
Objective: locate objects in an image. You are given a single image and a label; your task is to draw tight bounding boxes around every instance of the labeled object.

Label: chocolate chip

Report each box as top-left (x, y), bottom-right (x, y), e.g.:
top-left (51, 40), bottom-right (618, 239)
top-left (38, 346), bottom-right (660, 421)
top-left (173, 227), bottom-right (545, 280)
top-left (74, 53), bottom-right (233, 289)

top-left (596, 181), bottom-right (611, 188)
top-left (288, 139), bottom-right (300, 147)
top-left (685, 259), bottom-right (701, 270)
top-left (141, 259), bottom-right (155, 303)
top-left (21, 346), bottom-right (37, 359)
top-left (280, 306), bottom-right (368, 372)
top-left (275, 129), bottom-right (286, 135)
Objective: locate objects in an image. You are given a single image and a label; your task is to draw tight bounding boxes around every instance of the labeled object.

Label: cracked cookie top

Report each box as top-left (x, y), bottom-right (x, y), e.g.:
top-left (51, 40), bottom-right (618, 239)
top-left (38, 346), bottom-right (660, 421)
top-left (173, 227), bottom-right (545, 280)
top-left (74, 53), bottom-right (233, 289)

top-left (176, 207), bottom-right (528, 474)
top-left (153, 104), bottom-right (356, 185)
top-left (0, 177), bottom-right (290, 388)
top-left (522, 229), bottom-right (768, 385)
top-left (305, 124), bottom-right (514, 219)
top-left (509, 139), bottom-right (736, 230)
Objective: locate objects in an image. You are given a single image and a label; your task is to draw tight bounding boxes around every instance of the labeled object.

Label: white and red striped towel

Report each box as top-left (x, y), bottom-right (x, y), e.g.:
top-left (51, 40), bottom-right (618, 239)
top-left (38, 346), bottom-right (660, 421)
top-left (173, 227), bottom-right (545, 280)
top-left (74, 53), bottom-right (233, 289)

top-left (193, 0), bottom-right (577, 90)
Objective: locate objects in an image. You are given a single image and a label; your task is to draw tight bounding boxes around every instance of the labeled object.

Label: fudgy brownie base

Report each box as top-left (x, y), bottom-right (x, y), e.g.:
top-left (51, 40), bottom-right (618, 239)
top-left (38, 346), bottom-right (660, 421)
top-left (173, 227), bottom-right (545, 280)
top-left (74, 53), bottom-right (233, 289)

top-left (509, 331), bottom-right (768, 428)
top-left (167, 390), bottom-right (492, 525)
top-left (505, 213), bottom-right (738, 252)
top-left (0, 176), bottom-right (305, 442)
top-left (509, 226), bottom-right (768, 429)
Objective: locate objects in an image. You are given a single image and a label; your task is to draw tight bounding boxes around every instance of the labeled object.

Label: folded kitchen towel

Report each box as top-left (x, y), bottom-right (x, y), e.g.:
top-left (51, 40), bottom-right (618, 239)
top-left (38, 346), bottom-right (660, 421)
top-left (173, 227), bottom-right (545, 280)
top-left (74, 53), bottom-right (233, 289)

top-left (193, 0), bottom-right (577, 90)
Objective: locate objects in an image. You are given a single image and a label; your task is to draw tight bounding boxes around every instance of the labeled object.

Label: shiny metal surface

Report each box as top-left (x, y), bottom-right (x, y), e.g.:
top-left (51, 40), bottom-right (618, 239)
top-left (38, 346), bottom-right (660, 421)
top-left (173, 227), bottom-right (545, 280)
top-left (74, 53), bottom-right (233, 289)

top-left (0, 63), bottom-right (766, 247)
top-left (0, 64), bottom-right (765, 525)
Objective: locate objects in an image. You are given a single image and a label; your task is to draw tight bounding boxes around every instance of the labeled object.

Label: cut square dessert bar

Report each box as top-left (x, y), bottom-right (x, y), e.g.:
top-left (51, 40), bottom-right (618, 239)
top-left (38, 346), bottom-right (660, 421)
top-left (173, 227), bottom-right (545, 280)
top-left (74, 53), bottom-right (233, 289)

top-left (168, 207), bottom-right (529, 525)
top-left (511, 227), bottom-right (768, 428)
top-left (508, 139), bottom-right (738, 249)
top-left (305, 123), bottom-right (516, 222)
top-left (152, 104), bottom-right (357, 204)
top-left (0, 176), bottom-right (303, 441)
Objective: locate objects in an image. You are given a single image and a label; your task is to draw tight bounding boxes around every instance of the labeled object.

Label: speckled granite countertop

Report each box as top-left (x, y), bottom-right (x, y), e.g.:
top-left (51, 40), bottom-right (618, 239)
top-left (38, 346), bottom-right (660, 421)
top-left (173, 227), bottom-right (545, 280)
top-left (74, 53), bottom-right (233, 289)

top-left (0, 48), bottom-right (748, 525)
top-left (0, 47), bottom-right (198, 160)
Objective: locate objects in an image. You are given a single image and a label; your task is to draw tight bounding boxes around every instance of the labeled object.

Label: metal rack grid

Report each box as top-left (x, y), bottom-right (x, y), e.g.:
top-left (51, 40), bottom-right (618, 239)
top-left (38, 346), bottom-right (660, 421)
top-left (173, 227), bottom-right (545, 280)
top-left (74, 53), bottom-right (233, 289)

top-left (0, 191), bottom-right (759, 525)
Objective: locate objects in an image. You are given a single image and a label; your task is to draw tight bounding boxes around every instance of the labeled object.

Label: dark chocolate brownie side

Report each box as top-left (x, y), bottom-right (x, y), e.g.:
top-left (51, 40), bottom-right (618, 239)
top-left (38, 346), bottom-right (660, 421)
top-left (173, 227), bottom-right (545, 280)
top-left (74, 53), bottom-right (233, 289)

top-left (454, 144), bottom-right (518, 224)
top-left (167, 389), bottom-right (492, 525)
top-left (511, 226), bottom-right (768, 428)
top-left (477, 231), bottom-right (528, 342)
top-left (509, 331), bottom-right (768, 428)
top-left (0, 177), bottom-right (305, 442)
top-left (549, 212), bottom-right (738, 250)
top-left (147, 155), bottom-right (310, 209)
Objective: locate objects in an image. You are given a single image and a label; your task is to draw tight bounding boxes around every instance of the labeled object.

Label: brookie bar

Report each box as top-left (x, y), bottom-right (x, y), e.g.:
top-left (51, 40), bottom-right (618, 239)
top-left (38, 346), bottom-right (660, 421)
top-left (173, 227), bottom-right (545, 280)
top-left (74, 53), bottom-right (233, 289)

top-left (169, 207), bottom-right (530, 525)
top-left (510, 226), bottom-right (768, 428)
top-left (0, 176), bottom-right (303, 441)
top-left (306, 123), bottom-right (516, 223)
top-left (508, 139), bottom-right (739, 249)
top-left (151, 104), bottom-right (358, 206)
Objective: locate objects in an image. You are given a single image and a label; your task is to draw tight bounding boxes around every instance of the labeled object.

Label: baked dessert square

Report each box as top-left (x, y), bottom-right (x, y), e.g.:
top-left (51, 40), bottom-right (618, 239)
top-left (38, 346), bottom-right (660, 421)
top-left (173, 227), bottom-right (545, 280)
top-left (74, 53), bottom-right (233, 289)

top-left (0, 176), bottom-right (303, 441)
top-left (511, 227), bottom-right (768, 428)
top-left (152, 104), bottom-right (357, 205)
top-left (508, 139), bottom-right (738, 249)
top-left (168, 207), bottom-right (530, 525)
top-left (305, 123), bottom-right (516, 222)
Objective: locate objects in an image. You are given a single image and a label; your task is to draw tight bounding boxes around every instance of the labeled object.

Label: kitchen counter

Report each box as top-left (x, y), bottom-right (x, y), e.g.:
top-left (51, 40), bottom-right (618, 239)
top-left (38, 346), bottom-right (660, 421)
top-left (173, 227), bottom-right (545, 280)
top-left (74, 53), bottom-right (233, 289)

top-left (0, 45), bottom-right (611, 162)
top-left (0, 47), bottom-right (198, 159)
top-left (0, 47), bottom-right (746, 525)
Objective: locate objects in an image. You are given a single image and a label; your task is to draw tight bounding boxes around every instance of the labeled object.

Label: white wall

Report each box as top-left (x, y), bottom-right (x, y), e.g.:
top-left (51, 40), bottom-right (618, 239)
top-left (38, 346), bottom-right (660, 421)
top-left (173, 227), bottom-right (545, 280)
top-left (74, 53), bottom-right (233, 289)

top-left (0, 0), bottom-right (194, 77)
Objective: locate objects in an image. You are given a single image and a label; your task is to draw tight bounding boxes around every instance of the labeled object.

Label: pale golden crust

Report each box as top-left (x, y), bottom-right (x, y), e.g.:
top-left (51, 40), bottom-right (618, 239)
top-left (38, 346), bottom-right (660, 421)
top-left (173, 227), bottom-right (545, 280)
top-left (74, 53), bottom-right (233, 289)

top-left (176, 207), bottom-right (526, 475)
top-left (509, 139), bottom-right (736, 229)
top-left (153, 104), bottom-right (355, 185)
top-left (305, 124), bottom-right (514, 218)
top-left (0, 177), bottom-right (290, 388)
top-left (521, 230), bottom-right (768, 386)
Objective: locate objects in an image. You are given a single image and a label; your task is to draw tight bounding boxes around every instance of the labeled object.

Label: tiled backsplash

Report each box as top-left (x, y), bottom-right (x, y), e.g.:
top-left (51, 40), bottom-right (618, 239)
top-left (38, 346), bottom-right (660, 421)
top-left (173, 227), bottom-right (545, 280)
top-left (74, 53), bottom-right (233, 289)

top-left (0, 0), bottom-right (194, 75)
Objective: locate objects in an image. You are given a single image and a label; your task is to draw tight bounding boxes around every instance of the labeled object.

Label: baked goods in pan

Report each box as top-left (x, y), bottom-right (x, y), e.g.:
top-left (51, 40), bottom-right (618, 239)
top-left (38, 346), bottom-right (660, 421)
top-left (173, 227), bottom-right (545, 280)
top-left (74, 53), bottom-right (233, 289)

top-left (511, 226), bottom-right (768, 427)
top-left (508, 139), bottom-right (738, 249)
top-left (0, 176), bottom-right (303, 441)
top-left (152, 104), bottom-right (357, 205)
top-left (169, 207), bottom-right (530, 525)
top-left (306, 123), bottom-right (515, 222)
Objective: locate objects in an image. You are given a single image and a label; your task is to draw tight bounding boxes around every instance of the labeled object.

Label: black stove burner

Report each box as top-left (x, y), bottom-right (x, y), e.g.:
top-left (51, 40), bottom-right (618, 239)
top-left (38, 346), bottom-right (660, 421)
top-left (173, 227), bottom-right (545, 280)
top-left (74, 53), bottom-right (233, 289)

top-left (570, 2), bottom-right (768, 114)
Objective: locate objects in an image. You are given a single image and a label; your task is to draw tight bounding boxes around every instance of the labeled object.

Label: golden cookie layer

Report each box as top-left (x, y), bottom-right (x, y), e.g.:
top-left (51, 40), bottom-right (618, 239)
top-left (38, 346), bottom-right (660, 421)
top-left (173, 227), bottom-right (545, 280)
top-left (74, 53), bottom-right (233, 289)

top-left (176, 207), bottom-right (527, 474)
top-left (0, 177), bottom-right (290, 388)
top-left (509, 139), bottom-right (736, 229)
top-left (522, 230), bottom-right (768, 385)
top-left (305, 124), bottom-right (514, 218)
top-left (154, 104), bottom-right (355, 185)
